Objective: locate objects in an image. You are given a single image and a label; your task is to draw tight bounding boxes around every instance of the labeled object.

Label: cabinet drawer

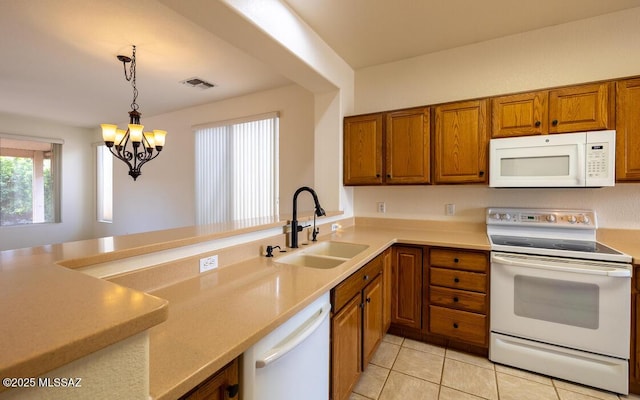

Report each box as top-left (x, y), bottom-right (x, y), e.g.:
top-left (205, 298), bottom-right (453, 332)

top-left (429, 305), bottom-right (487, 346)
top-left (333, 256), bottom-right (383, 312)
top-left (430, 249), bottom-right (487, 272)
top-left (430, 267), bottom-right (486, 293)
top-left (429, 286), bottom-right (486, 314)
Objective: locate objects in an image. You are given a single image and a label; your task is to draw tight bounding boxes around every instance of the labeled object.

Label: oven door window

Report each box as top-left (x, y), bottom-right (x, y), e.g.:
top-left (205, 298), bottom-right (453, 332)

top-left (514, 275), bottom-right (599, 329)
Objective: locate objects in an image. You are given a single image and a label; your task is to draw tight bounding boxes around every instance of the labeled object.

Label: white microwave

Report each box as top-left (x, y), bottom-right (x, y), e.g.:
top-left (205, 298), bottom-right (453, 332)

top-left (489, 130), bottom-right (615, 188)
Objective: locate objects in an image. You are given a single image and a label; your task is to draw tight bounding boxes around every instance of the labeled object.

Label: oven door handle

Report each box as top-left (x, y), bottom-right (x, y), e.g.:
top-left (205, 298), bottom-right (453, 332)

top-left (492, 254), bottom-right (631, 277)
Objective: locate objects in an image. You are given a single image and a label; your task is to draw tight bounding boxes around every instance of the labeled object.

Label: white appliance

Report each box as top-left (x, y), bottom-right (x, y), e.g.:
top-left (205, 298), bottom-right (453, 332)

top-left (487, 207), bottom-right (632, 394)
top-left (489, 130), bottom-right (615, 188)
top-left (242, 292), bottom-right (331, 400)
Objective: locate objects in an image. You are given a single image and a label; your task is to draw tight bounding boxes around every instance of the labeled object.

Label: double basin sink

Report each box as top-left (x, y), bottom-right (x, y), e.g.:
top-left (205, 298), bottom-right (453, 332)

top-left (275, 241), bottom-right (369, 269)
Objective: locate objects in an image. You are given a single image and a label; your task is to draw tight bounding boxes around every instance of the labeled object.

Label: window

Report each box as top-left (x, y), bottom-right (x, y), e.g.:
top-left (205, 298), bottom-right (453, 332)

top-left (96, 144), bottom-right (113, 223)
top-left (0, 135), bottom-right (62, 226)
top-left (195, 112), bottom-right (279, 224)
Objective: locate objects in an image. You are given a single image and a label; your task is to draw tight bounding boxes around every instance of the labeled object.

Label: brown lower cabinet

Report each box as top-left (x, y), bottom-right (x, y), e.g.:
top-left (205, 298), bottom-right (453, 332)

top-left (180, 358), bottom-right (239, 400)
top-left (388, 245), bottom-right (489, 356)
top-left (331, 254), bottom-right (385, 400)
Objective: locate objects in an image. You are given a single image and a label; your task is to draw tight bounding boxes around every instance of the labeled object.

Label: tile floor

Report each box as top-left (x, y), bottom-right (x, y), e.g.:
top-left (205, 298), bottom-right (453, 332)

top-left (350, 334), bottom-right (640, 400)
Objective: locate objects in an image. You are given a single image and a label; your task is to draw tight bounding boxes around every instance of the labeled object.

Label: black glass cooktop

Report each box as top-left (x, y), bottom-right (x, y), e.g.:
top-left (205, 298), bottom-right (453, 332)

top-left (490, 235), bottom-right (623, 255)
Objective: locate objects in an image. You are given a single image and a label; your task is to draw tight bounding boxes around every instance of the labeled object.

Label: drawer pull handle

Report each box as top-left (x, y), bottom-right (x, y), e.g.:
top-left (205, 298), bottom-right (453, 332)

top-left (363, 275), bottom-right (369, 281)
top-left (454, 277), bottom-right (460, 283)
top-left (453, 323), bottom-right (459, 329)
top-left (453, 258), bottom-right (459, 263)
top-left (453, 297), bottom-right (459, 303)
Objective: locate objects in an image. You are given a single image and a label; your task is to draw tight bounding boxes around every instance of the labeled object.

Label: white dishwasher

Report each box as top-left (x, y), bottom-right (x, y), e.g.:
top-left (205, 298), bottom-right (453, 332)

top-left (241, 292), bottom-right (331, 400)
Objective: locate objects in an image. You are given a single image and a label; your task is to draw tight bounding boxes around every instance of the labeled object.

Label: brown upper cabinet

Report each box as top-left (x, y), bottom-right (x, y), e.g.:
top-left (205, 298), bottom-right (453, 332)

top-left (433, 100), bottom-right (489, 184)
top-left (616, 78), bottom-right (640, 181)
top-left (491, 82), bottom-right (614, 138)
top-left (343, 113), bottom-right (384, 185)
top-left (343, 107), bottom-right (430, 185)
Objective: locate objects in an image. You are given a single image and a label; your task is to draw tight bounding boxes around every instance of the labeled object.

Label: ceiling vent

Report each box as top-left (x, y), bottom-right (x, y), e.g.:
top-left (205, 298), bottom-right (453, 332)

top-left (181, 77), bottom-right (216, 90)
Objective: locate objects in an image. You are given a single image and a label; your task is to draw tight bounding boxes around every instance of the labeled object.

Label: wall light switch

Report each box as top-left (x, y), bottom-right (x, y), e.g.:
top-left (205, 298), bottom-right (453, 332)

top-left (445, 203), bottom-right (455, 216)
top-left (199, 255), bottom-right (218, 273)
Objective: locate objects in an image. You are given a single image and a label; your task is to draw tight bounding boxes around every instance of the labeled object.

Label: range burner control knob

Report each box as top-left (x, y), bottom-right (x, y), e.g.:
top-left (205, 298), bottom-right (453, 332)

top-left (567, 215), bottom-right (577, 224)
top-left (489, 213), bottom-right (501, 220)
top-left (545, 214), bottom-right (556, 223)
top-left (578, 215), bottom-right (590, 224)
top-left (502, 213), bottom-right (512, 221)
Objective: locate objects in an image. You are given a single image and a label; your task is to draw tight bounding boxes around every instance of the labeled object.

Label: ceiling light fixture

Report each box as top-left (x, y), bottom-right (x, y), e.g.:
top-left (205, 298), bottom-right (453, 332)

top-left (101, 45), bottom-right (167, 181)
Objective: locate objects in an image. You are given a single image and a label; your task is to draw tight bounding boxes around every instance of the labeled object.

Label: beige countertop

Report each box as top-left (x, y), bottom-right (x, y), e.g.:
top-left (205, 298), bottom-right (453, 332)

top-left (1, 217), bottom-right (638, 399)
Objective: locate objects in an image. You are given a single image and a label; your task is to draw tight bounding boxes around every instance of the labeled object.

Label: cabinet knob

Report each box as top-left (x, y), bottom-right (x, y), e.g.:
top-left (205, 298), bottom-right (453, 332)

top-left (453, 258), bottom-right (459, 263)
top-left (453, 297), bottom-right (459, 303)
top-left (376, 174), bottom-right (381, 178)
top-left (386, 174), bottom-right (391, 178)
top-left (366, 297), bottom-right (371, 303)
top-left (226, 383), bottom-right (240, 398)
top-left (535, 121), bottom-right (541, 127)
top-left (453, 323), bottom-right (459, 329)
top-left (552, 119), bottom-right (558, 126)
top-left (363, 275), bottom-right (369, 281)
top-left (479, 171), bottom-right (485, 177)
top-left (454, 277), bottom-right (460, 283)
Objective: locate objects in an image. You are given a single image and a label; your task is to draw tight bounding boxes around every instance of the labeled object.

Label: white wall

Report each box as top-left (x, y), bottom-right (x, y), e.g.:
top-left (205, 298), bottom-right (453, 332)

top-left (353, 8), bottom-right (640, 229)
top-left (0, 113), bottom-right (94, 250)
top-left (94, 84), bottom-right (315, 238)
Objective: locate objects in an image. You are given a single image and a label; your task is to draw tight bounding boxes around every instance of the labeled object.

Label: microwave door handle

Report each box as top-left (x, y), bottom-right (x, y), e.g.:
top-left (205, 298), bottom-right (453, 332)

top-left (492, 254), bottom-right (631, 278)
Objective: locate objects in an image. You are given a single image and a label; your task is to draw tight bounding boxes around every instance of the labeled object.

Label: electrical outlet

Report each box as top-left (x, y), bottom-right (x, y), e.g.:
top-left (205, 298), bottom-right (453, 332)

top-left (331, 223), bottom-right (341, 232)
top-left (445, 203), bottom-right (456, 216)
top-left (377, 202), bottom-right (386, 213)
top-left (199, 255), bottom-right (218, 273)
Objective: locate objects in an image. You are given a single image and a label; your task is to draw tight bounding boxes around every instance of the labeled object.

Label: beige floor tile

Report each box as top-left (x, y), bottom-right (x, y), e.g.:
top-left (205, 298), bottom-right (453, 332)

top-left (379, 371), bottom-right (440, 400)
top-left (392, 347), bottom-right (444, 384)
top-left (622, 394), bottom-right (640, 400)
top-left (350, 393), bottom-right (372, 400)
top-left (441, 358), bottom-right (498, 400)
top-left (557, 389), bottom-right (619, 400)
top-left (495, 363), bottom-right (553, 386)
top-left (497, 372), bottom-right (559, 400)
top-left (353, 363), bottom-right (390, 399)
top-left (382, 334), bottom-right (404, 346)
top-left (370, 341), bottom-right (401, 369)
top-left (445, 349), bottom-right (494, 370)
top-left (439, 386), bottom-right (485, 400)
top-left (402, 338), bottom-right (446, 357)
top-left (554, 380), bottom-right (620, 400)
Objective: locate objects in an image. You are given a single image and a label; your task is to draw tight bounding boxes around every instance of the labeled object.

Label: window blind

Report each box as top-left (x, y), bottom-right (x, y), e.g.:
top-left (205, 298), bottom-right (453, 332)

top-left (195, 114), bottom-right (279, 225)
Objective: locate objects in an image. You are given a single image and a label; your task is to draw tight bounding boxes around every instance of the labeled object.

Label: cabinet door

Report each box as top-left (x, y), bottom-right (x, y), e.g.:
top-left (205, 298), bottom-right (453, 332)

top-left (616, 78), bottom-right (640, 181)
top-left (385, 107), bottom-right (430, 184)
top-left (433, 100), bottom-right (489, 183)
top-left (331, 295), bottom-right (362, 400)
top-left (344, 114), bottom-right (384, 185)
top-left (362, 275), bottom-right (383, 365)
top-left (491, 91), bottom-right (548, 138)
top-left (382, 248), bottom-right (392, 333)
top-left (181, 358), bottom-right (239, 400)
top-left (391, 246), bottom-right (423, 329)
top-left (548, 82), bottom-right (613, 133)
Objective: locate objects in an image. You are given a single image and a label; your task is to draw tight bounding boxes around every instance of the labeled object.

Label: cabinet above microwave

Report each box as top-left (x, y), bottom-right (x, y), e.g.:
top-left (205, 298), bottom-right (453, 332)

top-left (489, 130), bottom-right (615, 188)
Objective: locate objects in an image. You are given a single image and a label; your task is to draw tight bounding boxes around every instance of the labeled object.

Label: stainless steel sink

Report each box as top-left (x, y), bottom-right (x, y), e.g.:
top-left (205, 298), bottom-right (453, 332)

top-left (275, 241), bottom-right (369, 269)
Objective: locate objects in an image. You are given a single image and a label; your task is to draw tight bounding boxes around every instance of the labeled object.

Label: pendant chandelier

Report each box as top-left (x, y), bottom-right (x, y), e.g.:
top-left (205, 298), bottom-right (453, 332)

top-left (101, 45), bottom-right (167, 181)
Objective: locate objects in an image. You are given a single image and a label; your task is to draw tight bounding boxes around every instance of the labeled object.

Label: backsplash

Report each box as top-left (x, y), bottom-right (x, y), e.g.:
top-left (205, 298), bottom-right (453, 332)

top-left (353, 184), bottom-right (640, 229)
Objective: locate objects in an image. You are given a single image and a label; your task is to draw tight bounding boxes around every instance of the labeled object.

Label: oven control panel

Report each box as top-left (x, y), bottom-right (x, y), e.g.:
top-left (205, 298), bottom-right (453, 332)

top-left (486, 208), bottom-right (596, 228)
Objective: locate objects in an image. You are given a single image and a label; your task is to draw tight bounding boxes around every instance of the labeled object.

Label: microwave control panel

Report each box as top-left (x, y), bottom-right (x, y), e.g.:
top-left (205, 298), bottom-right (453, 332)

top-left (586, 142), bottom-right (609, 179)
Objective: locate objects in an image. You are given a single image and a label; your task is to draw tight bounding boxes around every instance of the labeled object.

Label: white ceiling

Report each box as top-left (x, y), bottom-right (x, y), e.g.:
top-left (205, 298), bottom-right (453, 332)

top-left (2, 0), bottom-right (640, 129)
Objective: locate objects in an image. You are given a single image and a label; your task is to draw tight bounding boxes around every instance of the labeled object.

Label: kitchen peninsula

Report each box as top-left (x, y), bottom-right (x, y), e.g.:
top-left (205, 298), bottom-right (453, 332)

top-left (1, 217), bottom-right (639, 399)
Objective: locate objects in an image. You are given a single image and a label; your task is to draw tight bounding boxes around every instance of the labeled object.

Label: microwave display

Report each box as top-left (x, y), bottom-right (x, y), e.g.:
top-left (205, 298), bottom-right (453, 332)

top-left (501, 155), bottom-right (570, 177)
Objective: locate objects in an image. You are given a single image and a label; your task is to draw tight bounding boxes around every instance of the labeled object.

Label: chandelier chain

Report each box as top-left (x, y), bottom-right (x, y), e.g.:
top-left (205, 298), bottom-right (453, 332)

top-left (128, 46), bottom-right (139, 111)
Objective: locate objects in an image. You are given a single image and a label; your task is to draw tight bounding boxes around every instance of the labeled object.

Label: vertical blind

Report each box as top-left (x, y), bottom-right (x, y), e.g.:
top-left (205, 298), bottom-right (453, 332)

top-left (195, 113), bottom-right (279, 225)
